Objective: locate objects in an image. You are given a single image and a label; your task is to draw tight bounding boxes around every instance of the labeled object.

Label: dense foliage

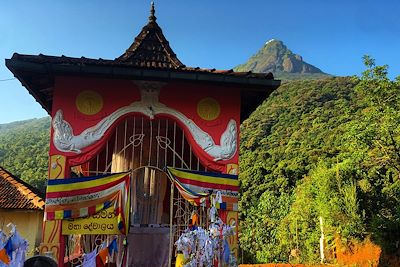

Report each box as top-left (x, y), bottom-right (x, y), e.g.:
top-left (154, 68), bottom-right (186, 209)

top-left (0, 117), bottom-right (50, 192)
top-left (239, 59), bottom-right (400, 263)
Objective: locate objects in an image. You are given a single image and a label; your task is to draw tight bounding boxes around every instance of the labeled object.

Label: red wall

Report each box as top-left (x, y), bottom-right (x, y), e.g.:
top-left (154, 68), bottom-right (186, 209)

top-left (50, 76), bottom-right (241, 172)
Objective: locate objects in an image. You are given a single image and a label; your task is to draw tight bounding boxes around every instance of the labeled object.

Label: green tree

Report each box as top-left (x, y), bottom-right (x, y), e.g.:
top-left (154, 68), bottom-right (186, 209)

top-left (0, 117), bottom-right (50, 192)
top-left (239, 77), bottom-right (361, 263)
top-left (348, 56), bottom-right (400, 252)
top-left (239, 58), bottom-right (400, 263)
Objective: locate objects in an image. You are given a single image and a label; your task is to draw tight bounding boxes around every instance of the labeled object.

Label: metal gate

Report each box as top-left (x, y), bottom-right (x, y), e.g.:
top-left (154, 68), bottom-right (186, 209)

top-left (66, 115), bottom-right (208, 266)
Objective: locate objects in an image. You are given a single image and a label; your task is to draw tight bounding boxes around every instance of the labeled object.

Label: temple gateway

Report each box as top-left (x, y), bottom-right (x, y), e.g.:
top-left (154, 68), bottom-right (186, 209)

top-left (6, 4), bottom-right (279, 267)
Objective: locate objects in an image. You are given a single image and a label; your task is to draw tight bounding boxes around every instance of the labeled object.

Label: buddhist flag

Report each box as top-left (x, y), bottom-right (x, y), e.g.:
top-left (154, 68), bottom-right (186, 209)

top-left (0, 248), bottom-right (10, 264)
top-left (166, 167), bottom-right (239, 210)
top-left (45, 172), bottom-right (130, 234)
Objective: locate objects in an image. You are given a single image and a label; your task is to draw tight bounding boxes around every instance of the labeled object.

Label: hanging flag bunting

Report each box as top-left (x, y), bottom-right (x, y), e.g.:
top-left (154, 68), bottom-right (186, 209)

top-left (4, 238), bottom-right (12, 260)
top-left (45, 172), bottom-right (130, 234)
top-left (80, 238), bottom-right (119, 267)
top-left (108, 238), bottom-right (118, 255)
top-left (166, 167), bottom-right (239, 210)
top-left (96, 247), bottom-right (109, 266)
top-left (0, 226), bottom-right (28, 266)
top-left (0, 248), bottom-right (10, 265)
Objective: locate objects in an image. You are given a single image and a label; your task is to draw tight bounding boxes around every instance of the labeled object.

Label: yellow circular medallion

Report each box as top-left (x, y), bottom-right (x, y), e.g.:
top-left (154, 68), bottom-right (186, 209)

top-left (76, 90), bottom-right (103, 115)
top-left (197, 97), bottom-right (220, 121)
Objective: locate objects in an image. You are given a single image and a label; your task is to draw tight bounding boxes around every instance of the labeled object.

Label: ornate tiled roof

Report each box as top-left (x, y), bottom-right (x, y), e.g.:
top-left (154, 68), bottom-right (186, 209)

top-left (117, 3), bottom-right (184, 68)
top-left (8, 53), bottom-right (273, 79)
top-left (0, 167), bottom-right (45, 210)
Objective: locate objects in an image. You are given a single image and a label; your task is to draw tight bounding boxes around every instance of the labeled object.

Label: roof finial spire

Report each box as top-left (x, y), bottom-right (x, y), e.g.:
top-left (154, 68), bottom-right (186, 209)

top-left (149, 2), bottom-right (156, 22)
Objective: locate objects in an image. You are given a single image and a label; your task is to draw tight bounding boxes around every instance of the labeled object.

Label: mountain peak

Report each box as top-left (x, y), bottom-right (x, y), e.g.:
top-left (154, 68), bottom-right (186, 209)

top-left (235, 39), bottom-right (330, 80)
top-left (265, 39), bottom-right (279, 45)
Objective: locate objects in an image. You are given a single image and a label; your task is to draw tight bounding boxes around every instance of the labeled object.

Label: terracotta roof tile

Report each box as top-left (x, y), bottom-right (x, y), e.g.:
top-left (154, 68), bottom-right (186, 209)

top-left (0, 167), bottom-right (45, 210)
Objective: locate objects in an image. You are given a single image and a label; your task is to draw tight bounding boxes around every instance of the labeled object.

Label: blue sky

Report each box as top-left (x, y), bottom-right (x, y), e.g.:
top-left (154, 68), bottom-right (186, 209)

top-left (1, 0), bottom-right (399, 123)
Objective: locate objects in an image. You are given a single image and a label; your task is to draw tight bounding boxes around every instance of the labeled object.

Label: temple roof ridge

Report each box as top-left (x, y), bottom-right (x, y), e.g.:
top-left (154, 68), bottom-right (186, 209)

top-left (117, 2), bottom-right (184, 69)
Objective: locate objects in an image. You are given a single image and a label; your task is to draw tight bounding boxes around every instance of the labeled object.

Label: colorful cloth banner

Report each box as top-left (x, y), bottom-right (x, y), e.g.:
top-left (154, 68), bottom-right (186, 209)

top-left (166, 167), bottom-right (239, 209)
top-left (81, 238), bottom-right (119, 267)
top-left (0, 227), bottom-right (28, 266)
top-left (45, 172), bottom-right (130, 234)
top-left (0, 248), bottom-right (10, 265)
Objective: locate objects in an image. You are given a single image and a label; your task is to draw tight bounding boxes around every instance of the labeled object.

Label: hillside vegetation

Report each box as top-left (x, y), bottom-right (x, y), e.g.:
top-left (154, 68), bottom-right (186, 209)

top-left (239, 58), bottom-right (400, 263)
top-left (0, 117), bottom-right (50, 192)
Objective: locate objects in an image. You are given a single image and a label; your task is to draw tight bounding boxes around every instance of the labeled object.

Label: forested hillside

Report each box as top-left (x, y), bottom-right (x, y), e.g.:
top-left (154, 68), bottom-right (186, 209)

top-left (239, 58), bottom-right (400, 263)
top-left (0, 117), bottom-right (50, 192)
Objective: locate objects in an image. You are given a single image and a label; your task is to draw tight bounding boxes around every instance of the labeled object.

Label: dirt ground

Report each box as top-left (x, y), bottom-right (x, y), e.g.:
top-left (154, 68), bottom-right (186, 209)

top-left (240, 264), bottom-right (325, 267)
top-left (239, 237), bottom-right (400, 267)
top-left (239, 238), bottom-right (385, 267)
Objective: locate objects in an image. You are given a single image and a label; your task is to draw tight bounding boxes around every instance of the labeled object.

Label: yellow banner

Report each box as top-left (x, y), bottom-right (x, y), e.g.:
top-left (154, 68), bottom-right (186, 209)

top-left (227, 211), bottom-right (238, 259)
top-left (62, 206), bottom-right (120, 235)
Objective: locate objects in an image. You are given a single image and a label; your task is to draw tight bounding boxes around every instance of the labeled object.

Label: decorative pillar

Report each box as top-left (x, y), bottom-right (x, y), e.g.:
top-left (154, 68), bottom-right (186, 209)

top-left (40, 155), bottom-right (68, 265)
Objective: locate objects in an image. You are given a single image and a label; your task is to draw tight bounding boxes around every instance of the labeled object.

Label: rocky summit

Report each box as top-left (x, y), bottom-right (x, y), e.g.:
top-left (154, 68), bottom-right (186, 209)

top-left (234, 39), bottom-right (331, 80)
